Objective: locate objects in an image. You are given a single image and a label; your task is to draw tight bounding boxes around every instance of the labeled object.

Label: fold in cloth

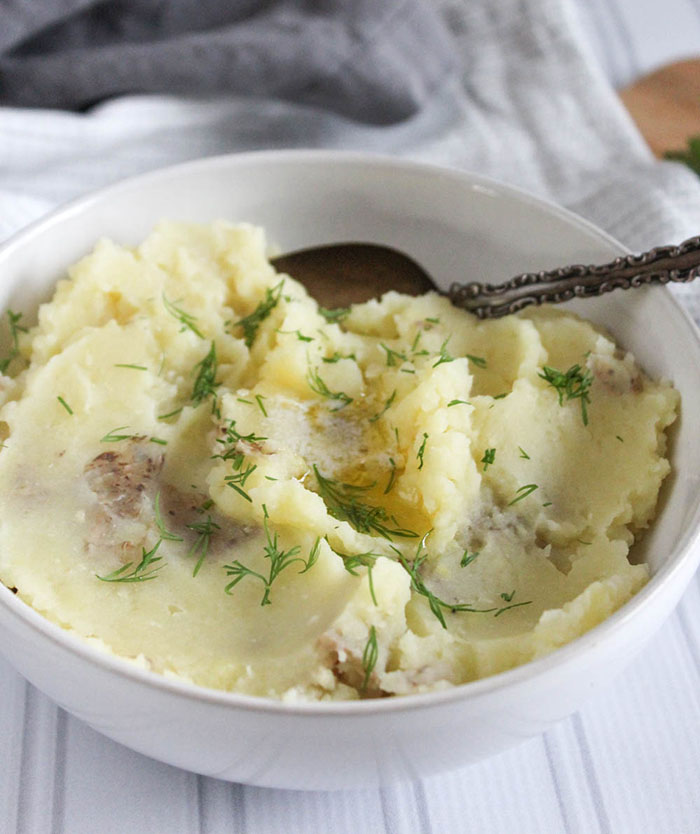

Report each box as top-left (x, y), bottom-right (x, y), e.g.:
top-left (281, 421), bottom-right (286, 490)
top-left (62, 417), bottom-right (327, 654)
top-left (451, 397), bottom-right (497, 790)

top-left (0, 0), bottom-right (457, 124)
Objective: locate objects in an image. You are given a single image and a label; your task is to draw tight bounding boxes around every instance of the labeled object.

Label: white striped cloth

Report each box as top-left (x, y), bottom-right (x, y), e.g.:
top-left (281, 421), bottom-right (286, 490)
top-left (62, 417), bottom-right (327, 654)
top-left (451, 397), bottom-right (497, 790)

top-left (2, 1), bottom-right (700, 832)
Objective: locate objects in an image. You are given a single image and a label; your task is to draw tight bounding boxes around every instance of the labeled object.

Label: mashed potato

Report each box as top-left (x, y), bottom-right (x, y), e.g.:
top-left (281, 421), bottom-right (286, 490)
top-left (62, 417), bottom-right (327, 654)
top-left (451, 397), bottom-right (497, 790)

top-left (0, 222), bottom-right (678, 700)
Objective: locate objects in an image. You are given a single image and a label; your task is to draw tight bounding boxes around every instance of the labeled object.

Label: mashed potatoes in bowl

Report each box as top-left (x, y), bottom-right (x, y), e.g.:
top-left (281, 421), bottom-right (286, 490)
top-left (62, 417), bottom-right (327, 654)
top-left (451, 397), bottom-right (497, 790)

top-left (0, 220), bottom-right (679, 702)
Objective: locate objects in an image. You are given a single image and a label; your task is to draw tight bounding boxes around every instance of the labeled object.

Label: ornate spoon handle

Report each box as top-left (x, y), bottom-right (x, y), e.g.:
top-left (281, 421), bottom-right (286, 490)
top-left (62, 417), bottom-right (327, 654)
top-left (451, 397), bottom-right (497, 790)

top-left (449, 234), bottom-right (700, 319)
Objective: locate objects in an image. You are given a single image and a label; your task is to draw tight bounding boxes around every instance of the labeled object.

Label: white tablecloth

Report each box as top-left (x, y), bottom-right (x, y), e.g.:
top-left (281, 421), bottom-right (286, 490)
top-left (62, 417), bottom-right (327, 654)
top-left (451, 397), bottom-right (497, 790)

top-left (1, 1), bottom-right (700, 831)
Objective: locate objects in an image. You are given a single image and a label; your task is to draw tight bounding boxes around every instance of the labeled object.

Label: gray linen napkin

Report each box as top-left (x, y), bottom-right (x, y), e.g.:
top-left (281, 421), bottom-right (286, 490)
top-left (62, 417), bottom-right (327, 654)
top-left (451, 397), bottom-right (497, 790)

top-left (0, 0), bottom-right (457, 124)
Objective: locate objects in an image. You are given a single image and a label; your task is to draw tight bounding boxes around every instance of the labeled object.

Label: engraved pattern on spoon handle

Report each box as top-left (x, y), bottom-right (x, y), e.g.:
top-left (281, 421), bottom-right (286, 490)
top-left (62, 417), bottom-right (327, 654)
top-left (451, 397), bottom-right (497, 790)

top-left (449, 234), bottom-right (700, 319)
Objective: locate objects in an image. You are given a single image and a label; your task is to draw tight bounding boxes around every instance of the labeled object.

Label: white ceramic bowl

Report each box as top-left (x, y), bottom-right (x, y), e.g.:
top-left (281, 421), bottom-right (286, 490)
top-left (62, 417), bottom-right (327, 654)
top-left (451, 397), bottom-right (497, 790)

top-left (1, 151), bottom-right (699, 791)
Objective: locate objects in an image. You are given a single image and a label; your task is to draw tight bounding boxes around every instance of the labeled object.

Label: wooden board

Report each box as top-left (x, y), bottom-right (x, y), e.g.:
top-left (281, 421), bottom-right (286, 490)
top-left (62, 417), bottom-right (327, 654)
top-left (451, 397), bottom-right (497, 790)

top-left (619, 58), bottom-right (700, 157)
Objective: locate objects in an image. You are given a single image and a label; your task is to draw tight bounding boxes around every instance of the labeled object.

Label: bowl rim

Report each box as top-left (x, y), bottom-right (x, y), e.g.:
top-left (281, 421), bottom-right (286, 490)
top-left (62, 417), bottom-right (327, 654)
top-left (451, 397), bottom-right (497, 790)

top-left (1, 148), bottom-right (700, 717)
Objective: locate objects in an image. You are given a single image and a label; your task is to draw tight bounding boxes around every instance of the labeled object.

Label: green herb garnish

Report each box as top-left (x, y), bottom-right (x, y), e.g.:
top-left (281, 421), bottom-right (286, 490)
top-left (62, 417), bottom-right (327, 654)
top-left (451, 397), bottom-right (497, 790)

top-left (417, 433), bottom-right (428, 470)
top-left (380, 343), bottom-right (408, 367)
top-left (186, 514), bottom-right (221, 576)
top-left (235, 280), bottom-right (284, 347)
top-left (0, 310), bottom-right (27, 374)
top-left (255, 394), bottom-right (268, 416)
top-left (384, 457), bottom-right (398, 494)
top-left (191, 341), bottom-right (221, 415)
top-left (277, 328), bottom-right (313, 342)
top-left (466, 354), bottom-right (487, 368)
top-left (313, 465), bottom-right (418, 540)
top-left (318, 306), bottom-right (350, 324)
top-left (224, 463), bottom-right (257, 502)
top-left (447, 399), bottom-right (471, 407)
top-left (481, 448), bottom-right (496, 471)
top-left (100, 426), bottom-right (135, 442)
top-left (163, 294), bottom-right (204, 338)
top-left (57, 396), bottom-right (73, 415)
top-left (361, 626), bottom-right (379, 692)
top-left (306, 366), bottom-right (353, 410)
top-left (538, 363), bottom-right (593, 425)
top-left (432, 338), bottom-right (455, 368)
top-left (96, 540), bottom-right (164, 583)
top-left (114, 363), bottom-right (148, 371)
top-left (322, 351), bottom-right (356, 364)
top-left (223, 507), bottom-right (317, 605)
top-left (508, 483), bottom-right (539, 505)
top-left (665, 136), bottom-right (700, 176)
top-left (154, 492), bottom-right (183, 542)
top-left (518, 447), bottom-right (530, 459)
top-left (369, 390), bottom-right (397, 423)
top-left (460, 550), bottom-right (479, 568)
top-left (158, 407), bottom-right (183, 421)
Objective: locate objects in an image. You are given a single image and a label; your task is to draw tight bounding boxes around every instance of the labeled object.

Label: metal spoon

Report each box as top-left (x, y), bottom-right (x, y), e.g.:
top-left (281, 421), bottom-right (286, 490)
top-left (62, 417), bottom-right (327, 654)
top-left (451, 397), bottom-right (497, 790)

top-left (271, 235), bottom-right (700, 319)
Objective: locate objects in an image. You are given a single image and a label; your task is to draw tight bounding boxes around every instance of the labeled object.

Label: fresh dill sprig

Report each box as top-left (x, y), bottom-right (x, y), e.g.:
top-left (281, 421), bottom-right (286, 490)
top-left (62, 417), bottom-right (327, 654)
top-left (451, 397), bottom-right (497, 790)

top-left (432, 337), bottom-right (455, 368)
top-left (191, 341), bottom-right (221, 415)
top-left (223, 508), bottom-right (317, 605)
top-left (508, 483), bottom-right (539, 505)
top-left (306, 366), bottom-right (353, 410)
top-left (276, 328), bottom-right (313, 342)
top-left (447, 399), bottom-right (471, 407)
top-left (380, 343), bottom-right (408, 367)
top-left (158, 407), bottom-right (183, 421)
top-left (96, 540), bottom-right (164, 583)
top-left (518, 447), bottom-right (530, 459)
top-left (481, 448), bottom-right (496, 471)
top-left (337, 550), bottom-right (381, 605)
top-left (186, 514), bottom-right (221, 576)
top-left (313, 465), bottom-right (418, 540)
top-left (361, 625), bottom-right (379, 692)
top-left (114, 363), bottom-right (148, 371)
top-left (163, 294), bottom-right (204, 338)
top-left (416, 433), bottom-right (428, 470)
top-left (318, 306), bottom-right (351, 324)
top-left (665, 136), bottom-right (700, 176)
top-left (255, 394), bottom-right (268, 417)
top-left (322, 350), bottom-right (356, 364)
top-left (384, 457), bottom-right (398, 494)
top-left (100, 426), bottom-right (135, 442)
top-left (466, 353), bottom-right (487, 368)
top-left (214, 419), bottom-right (267, 467)
top-left (224, 463), bottom-right (257, 502)
top-left (369, 390), bottom-right (396, 423)
top-left (154, 492), bottom-right (183, 542)
top-left (494, 590), bottom-right (533, 617)
top-left (460, 550), bottom-right (479, 568)
top-left (396, 536), bottom-right (496, 628)
top-left (149, 437), bottom-right (167, 446)
top-left (538, 363), bottom-right (593, 425)
top-left (0, 310), bottom-right (27, 375)
top-left (234, 280), bottom-right (284, 347)
top-left (57, 396), bottom-right (73, 415)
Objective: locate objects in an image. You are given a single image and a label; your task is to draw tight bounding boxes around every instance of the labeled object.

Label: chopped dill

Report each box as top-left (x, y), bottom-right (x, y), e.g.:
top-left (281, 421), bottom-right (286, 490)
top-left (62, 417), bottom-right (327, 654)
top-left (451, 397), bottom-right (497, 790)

top-left (538, 363), bottom-right (593, 425)
top-left (214, 419), bottom-right (267, 466)
top-left (154, 492), bottom-right (183, 542)
top-left (493, 393), bottom-right (507, 400)
top-left (158, 407), bottom-right (183, 421)
top-left (369, 390), bottom-right (396, 423)
top-left (96, 540), bottom-right (164, 583)
top-left (494, 600), bottom-right (533, 617)
top-left (149, 437), bottom-right (167, 445)
top-left (518, 447), bottom-right (530, 459)
top-left (400, 368), bottom-right (416, 374)
top-left (338, 549), bottom-right (381, 605)
top-left (100, 426), bottom-right (134, 442)
top-left (186, 514), bottom-right (221, 576)
top-left (380, 343), bottom-right (408, 367)
top-left (163, 294), bottom-right (204, 338)
top-left (313, 465), bottom-right (418, 540)
top-left (384, 457), bottom-right (398, 494)
top-left (322, 351), bottom-right (356, 364)
top-left (191, 341), bottom-right (221, 416)
top-left (306, 366), bottom-right (353, 410)
top-left (0, 310), bottom-right (27, 374)
top-left (481, 448), bottom-right (496, 471)
top-left (396, 536), bottom-right (496, 628)
top-left (114, 363), bottom-right (147, 371)
top-left (224, 463), bottom-right (257, 502)
top-left (508, 483), bottom-right (539, 505)
top-left (416, 433), bottom-right (428, 470)
top-left (223, 507), bottom-right (317, 605)
top-left (460, 550), bottom-right (479, 568)
top-left (432, 338), bottom-right (455, 368)
top-left (237, 397), bottom-right (253, 405)
top-left (277, 328), bottom-right (313, 342)
top-left (447, 399), bottom-right (471, 407)
top-left (500, 590), bottom-right (515, 602)
top-left (425, 317), bottom-right (440, 324)
top-left (361, 625), bottom-right (379, 692)
top-left (234, 280), bottom-right (284, 347)
top-left (318, 306), bottom-right (350, 324)
top-left (616, 435), bottom-right (624, 443)
top-left (466, 354), bottom-right (487, 368)
top-left (255, 394), bottom-right (268, 417)
top-left (57, 396), bottom-right (73, 415)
